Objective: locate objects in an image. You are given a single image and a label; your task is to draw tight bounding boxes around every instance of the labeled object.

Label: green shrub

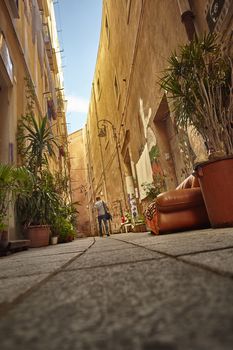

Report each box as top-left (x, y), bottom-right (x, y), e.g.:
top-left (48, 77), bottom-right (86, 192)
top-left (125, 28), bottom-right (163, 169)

top-left (53, 216), bottom-right (76, 243)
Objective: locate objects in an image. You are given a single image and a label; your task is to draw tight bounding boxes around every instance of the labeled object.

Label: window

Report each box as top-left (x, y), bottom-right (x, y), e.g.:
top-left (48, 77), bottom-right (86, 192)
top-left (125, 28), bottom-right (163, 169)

top-left (114, 74), bottom-right (120, 108)
top-left (105, 15), bottom-right (110, 46)
top-left (0, 32), bottom-right (14, 84)
top-left (96, 72), bottom-right (102, 100)
top-left (114, 76), bottom-right (119, 99)
top-left (205, 0), bottom-right (229, 33)
top-left (97, 78), bottom-right (100, 96)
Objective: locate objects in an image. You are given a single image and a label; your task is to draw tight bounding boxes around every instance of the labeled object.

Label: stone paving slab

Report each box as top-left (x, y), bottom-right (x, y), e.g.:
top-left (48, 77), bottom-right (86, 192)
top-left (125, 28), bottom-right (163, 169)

top-left (3, 238), bottom-right (94, 259)
top-left (94, 236), bottom-right (132, 245)
top-left (1, 231), bottom-right (233, 350)
top-left (180, 247), bottom-right (233, 277)
top-left (0, 253), bottom-right (82, 278)
top-left (65, 246), bottom-right (164, 270)
top-left (115, 228), bottom-right (233, 256)
top-left (86, 241), bottom-right (139, 254)
top-left (1, 258), bottom-right (233, 350)
top-left (0, 239), bottom-right (94, 304)
top-left (0, 274), bottom-right (49, 303)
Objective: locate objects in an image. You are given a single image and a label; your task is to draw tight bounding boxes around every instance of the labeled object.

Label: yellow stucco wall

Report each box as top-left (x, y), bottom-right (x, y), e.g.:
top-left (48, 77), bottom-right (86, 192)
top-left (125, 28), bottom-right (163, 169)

top-left (0, 0), bottom-right (68, 239)
top-left (68, 129), bottom-right (91, 236)
top-left (85, 0), bottom-right (233, 232)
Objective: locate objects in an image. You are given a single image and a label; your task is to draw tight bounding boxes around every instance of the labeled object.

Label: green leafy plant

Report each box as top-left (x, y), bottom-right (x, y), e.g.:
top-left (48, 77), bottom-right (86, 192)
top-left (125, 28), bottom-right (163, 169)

top-left (142, 174), bottom-right (166, 200)
top-left (0, 163), bottom-right (32, 230)
top-left (134, 214), bottom-right (145, 224)
top-left (17, 114), bottom-right (58, 174)
top-left (16, 170), bottom-right (60, 227)
top-left (149, 145), bottom-right (160, 163)
top-left (16, 77), bottom-right (74, 239)
top-left (50, 201), bottom-right (79, 237)
top-left (16, 112), bottom-right (60, 228)
top-left (53, 216), bottom-right (76, 243)
top-left (160, 33), bottom-right (233, 156)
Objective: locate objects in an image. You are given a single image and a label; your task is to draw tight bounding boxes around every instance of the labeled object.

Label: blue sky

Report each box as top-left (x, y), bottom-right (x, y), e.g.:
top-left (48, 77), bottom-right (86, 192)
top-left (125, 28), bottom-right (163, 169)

top-left (54, 0), bottom-right (102, 134)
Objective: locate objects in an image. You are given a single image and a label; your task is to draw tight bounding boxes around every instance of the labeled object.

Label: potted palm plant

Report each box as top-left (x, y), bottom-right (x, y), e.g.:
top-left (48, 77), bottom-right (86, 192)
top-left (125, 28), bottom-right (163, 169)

top-left (160, 33), bottom-right (233, 227)
top-left (16, 114), bottom-right (59, 247)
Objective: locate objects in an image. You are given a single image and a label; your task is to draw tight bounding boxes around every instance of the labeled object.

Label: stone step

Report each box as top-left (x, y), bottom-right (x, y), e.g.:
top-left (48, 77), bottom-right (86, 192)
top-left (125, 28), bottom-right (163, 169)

top-left (8, 240), bottom-right (30, 252)
top-left (0, 240), bottom-right (30, 256)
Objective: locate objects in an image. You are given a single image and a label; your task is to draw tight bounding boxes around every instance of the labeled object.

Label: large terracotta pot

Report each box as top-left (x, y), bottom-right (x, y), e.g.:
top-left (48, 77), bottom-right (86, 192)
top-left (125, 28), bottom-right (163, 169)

top-left (195, 156), bottom-right (233, 228)
top-left (27, 225), bottom-right (50, 248)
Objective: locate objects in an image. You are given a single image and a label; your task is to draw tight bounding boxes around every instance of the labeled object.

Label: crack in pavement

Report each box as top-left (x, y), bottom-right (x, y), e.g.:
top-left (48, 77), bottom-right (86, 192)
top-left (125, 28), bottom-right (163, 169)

top-left (111, 237), bottom-right (233, 280)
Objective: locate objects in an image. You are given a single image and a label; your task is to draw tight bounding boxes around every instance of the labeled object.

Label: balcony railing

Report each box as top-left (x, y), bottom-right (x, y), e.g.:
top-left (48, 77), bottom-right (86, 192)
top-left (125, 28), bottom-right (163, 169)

top-left (43, 22), bottom-right (58, 73)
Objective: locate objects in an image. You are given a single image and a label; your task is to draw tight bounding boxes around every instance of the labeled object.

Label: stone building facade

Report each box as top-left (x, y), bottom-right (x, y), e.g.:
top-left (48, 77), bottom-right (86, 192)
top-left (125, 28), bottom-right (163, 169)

top-left (84, 0), bottom-right (233, 235)
top-left (0, 0), bottom-right (69, 239)
top-left (68, 129), bottom-right (91, 236)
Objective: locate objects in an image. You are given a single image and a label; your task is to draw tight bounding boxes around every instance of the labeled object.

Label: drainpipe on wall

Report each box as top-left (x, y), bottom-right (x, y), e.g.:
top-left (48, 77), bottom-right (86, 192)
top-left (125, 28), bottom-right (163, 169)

top-left (177, 0), bottom-right (196, 41)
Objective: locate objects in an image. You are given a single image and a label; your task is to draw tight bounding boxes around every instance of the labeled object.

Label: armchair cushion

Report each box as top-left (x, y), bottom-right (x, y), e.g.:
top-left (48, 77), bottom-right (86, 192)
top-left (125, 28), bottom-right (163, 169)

top-left (145, 175), bottom-right (210, 235)
top-left (156, 188), bottom-right (204, 213)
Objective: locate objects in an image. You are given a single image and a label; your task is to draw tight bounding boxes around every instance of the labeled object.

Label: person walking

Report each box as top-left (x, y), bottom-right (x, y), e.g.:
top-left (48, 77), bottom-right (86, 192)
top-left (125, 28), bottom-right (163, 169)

top-left (94, 196), bottom-right (110, 237)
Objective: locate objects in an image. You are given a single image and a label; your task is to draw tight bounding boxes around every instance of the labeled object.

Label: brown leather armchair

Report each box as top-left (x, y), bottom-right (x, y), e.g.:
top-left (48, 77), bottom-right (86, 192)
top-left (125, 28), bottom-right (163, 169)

top-left (145, 175), bottom-right (210, 235)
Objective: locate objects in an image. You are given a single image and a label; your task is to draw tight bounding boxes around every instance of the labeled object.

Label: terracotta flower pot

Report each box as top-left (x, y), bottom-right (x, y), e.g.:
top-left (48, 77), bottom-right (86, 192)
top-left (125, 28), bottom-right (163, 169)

top-left (27, 225), bottom-right (50, 248)
top-left (195, 156), bottom-right (233, 228)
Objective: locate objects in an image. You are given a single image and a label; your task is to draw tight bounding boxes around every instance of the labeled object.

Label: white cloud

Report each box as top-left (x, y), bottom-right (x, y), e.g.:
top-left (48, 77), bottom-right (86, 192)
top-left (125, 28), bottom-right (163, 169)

top-left (67, 95), bottom-right (89, 114)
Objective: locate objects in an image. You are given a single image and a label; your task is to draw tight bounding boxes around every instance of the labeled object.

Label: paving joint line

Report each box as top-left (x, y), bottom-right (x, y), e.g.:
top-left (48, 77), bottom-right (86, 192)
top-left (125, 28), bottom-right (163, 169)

top-left (175, 245), bottom-right (233, 257)
top-left (61, 256), bottom-right (167, 272)
top-left (0, 271), bottom-right (53, 280)
top-left (0, 238), bottom-right (96, 318)
top-left (2, 250), bottom-right (86, 260)
top-left (112, 237), bottom-right (233, 280)
top-left (177, 256), bottom-right (233, 279)
top-left (86, 246), bottom-right (139, 254)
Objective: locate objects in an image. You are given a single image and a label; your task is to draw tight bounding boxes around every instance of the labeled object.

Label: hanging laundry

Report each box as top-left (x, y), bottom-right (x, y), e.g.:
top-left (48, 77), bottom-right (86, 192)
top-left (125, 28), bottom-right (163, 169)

top-left (47, 99), bottom-right (57, 120)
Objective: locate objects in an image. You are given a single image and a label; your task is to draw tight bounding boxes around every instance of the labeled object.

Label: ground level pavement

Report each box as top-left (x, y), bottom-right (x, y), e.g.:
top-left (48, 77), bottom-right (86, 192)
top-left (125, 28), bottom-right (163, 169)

top-left (0, 228), bottom-right (233, 349)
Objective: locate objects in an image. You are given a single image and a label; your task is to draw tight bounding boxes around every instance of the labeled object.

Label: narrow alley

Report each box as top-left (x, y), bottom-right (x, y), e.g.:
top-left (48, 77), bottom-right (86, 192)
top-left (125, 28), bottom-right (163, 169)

top-left (1, 229), bottom-right (233, 350)
top-left (1, 1), bottom-right (233, 349)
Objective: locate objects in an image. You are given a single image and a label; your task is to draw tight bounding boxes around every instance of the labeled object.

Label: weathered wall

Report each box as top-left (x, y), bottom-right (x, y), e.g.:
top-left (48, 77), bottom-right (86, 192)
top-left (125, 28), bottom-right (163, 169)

top-left (68, 130), bottom-right (91, 236)
top-left (0, 0), bottom-right (68, 239)
top-left (85, 0), bottom-right (233, 233)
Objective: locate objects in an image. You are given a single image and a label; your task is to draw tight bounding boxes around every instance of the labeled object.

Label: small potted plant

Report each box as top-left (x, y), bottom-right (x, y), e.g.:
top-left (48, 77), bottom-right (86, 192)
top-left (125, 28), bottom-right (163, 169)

top-left (160, 33), bottom-right (233, 228)
top-left (132, 215), bottom-right (147, 233)
top-left (55, 216), bottom-right (76, 243)
top-left (50, 234), bottom-right (58, 245)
